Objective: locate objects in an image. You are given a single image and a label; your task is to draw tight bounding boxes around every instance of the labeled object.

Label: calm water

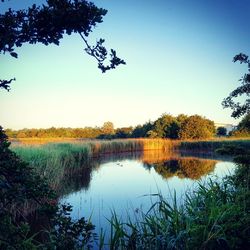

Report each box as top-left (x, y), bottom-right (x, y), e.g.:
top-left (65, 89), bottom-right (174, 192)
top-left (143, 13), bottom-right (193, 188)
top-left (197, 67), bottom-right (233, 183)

top-left (59, 150), bottom-right (236, 235)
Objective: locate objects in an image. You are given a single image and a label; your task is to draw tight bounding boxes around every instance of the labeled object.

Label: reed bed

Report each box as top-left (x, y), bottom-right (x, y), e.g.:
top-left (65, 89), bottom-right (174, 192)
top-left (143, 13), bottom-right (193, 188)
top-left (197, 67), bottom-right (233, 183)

top-left (10, 137), bottom-right (80, 145)
top-left (12, 139), bottom-right (174, 188)
top-left (179, 139), bottom-right (250, 151)
top-left (100, 163), bottom-right (249, 249)
top-left (12, 138), bottom-right (176, 164)
top-left (13, 143), bottom-right (92, 189)
top-left (12, 138), bottom-right (250, 190)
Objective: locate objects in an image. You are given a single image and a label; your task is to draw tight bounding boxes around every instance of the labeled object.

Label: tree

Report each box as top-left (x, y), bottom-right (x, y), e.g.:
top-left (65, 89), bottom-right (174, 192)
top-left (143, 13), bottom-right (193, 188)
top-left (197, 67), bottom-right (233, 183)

top-left (115, 126), bottom-right (133, 138)
top-left (101, 121), bottom-right (115, 135)
top-left (0, 1), bottom-right (122, 247)
top-left (237, 113), bottom-right (250, 131)
top-left (222, 53), bottom-right (250, 118)
top-left (0, 0), bottom-right (125, 91)
top-left (176, 114), bottom-right (188, 124)
top-left (131, 122), bottom-right (153, 138)
top-left (178, 115), bottom-right (215, 140)
top-left (153, 114), bottom-right (180, 139)
top-left (146, 130), bottom-right (158, 138)
top-left (217, 126), bottom-right (227, 136)
top-left (231, 113), bottom-right (250, 137)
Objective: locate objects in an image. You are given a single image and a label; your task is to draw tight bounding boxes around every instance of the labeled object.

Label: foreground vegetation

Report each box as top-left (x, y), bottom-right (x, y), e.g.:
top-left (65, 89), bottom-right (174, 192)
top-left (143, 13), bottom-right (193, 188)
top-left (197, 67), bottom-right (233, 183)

top-left (103, 144), bottom-right (250, 249)
top-left (105, 160), bottom-right (249, 249)
top-left (1, 127), bottom-right (250, 249)
top-left (0, 127), bottom-right (96, 249)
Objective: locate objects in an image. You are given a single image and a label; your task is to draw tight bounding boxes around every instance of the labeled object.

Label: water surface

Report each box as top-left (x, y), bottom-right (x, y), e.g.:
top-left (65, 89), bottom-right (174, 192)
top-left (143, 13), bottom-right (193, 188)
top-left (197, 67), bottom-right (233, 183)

top-left (60, 150), bottom-right (236, 234)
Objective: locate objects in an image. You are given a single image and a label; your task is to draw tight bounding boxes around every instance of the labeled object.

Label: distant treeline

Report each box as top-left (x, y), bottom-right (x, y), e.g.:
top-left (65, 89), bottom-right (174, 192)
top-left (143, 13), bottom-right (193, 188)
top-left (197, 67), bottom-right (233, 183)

top-left (6, 114), bottom-right (221, 140)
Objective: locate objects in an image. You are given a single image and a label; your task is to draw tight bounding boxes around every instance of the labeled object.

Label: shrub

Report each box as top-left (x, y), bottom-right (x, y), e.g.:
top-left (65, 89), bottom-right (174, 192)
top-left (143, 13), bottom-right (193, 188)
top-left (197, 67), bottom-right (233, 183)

top-left (179, 115), bottom-right (215, 139)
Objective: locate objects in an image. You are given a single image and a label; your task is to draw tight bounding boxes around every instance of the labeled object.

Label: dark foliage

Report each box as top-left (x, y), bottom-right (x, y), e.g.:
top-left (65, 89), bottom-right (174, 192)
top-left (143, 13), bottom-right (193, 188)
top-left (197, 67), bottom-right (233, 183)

top-left (217, 126), bottom-right (227, 136)
top-left (0, 0), bottom-right (125, 90)
top-left (131, 122), bottom-right (154, 138)
top-left (47, 204), bottom-right (96, 250)
top-left (0, 127), bottom-right (95, 249)
top-left (0, 125), bottom-right (52, 248)
top-left (231, 113), bottom-right (250, 137)
top-left (237, 113), bottom-right (250, 131)
top-left (222, 53), bottom-right (250, 118)
top-left (0, 78), bottom-right (15, 91)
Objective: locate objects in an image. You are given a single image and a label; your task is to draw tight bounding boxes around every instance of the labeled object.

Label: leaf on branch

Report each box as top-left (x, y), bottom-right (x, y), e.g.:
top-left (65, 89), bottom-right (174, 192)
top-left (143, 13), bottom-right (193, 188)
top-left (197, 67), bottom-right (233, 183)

top-left (80, 34), bottom-right (126, 73)
top-left (10, 52), bottom-right (18, 58)
top-left (233, 53), bottom-right (249, 64)
top-left (0, 78), bottom-right (15, 91)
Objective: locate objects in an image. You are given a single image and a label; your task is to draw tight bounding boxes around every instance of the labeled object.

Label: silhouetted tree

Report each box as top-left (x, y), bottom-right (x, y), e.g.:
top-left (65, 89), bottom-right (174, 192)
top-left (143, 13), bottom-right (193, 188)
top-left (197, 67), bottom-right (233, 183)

top-left (0, 1), bottom-right (123, 247)
top-left (0, 0), bottom-right (125, 91)
top-left (222, 53), bottom-right (250, 118)
top-left (217, 127), bottom-right (227, 136)
top-left (231, 113), bottom-right (250, 137)
top-left (237, 113), bottom-right (250, 131)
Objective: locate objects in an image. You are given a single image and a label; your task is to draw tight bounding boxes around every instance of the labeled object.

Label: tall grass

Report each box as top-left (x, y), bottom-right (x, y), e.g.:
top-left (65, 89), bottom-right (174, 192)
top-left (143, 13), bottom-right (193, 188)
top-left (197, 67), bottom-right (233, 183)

top-left (12, 139), bottom-right (175, 169)
top-left (103, 163), bottom-right (250, 249)
top-left (13, 143), bottom-right (92, 189)
top-left (12, 138), bottom-right (250, 191)
top-left (179, 139), bottom-right (250, 151)
top-left (12, 139), bottom-right (172, 189)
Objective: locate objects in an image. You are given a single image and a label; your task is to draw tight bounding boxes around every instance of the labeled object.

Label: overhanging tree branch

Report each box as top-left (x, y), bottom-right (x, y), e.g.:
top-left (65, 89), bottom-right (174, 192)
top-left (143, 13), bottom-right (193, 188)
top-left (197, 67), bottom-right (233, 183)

top-left (222, 53), bottom-right (250, 118)
top-left (0, 0), bottom-right (125, 90)
top-left (79, 32), bottom-right (125, 73)
top-left (0, 78), bottom-right (15, 91)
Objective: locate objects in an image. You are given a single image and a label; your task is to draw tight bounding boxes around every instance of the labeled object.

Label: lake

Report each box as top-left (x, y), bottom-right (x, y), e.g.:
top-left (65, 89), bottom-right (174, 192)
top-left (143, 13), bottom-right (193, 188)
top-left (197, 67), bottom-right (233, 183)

top-left (59, 150), bottom-right (236, 237)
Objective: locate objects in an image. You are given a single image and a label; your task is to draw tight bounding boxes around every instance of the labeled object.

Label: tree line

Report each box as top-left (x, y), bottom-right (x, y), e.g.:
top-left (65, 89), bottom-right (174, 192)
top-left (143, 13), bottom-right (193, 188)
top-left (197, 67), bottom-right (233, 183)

top-left (7, 113), bottom-right (250, 140)
top-left (6, 114), bottom-right (218, 140)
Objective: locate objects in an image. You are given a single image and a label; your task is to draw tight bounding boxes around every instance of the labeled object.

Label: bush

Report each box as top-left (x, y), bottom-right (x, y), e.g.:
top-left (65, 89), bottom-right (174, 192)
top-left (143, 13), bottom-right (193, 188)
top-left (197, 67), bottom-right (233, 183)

top-left (0, 127), bottom-right (95, 249)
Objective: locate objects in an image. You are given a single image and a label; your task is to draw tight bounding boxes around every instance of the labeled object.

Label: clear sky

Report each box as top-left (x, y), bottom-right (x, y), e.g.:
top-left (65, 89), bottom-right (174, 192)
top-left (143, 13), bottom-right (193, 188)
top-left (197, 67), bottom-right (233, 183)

top-left (1, 0), bottom-right (250, 129)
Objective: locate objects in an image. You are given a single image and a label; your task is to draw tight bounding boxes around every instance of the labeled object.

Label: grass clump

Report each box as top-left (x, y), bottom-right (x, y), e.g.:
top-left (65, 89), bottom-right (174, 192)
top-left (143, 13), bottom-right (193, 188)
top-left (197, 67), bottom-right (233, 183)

top-left (12, 139), bottom-right (175, 189)
top-left (13, 143), bottom-right (92, 189)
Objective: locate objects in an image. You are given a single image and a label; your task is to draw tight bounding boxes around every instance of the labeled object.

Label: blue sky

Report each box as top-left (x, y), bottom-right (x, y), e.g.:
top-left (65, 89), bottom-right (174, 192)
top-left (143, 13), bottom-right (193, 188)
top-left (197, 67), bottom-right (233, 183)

top-left (1, 0), bottom-right (250, 129)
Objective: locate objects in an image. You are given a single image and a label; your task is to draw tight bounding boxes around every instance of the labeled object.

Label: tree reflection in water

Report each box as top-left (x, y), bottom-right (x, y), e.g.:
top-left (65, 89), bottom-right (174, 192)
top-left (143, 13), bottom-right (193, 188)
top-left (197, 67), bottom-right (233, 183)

top-left (152, 158), bottom-right (216, 180)
top-left (56, 150), bottom-right (218, 197)
top-left (142, 150), bottom-right (217, 180)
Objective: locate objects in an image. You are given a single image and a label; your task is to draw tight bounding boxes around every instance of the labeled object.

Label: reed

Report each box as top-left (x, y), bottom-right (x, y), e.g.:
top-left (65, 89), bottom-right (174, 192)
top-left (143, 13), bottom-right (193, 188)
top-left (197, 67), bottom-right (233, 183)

top-left (12, 139), bottom-right (175, 166)
top-left (179, 139), bottom-right (250, 151)
top-left (103, 163), bottom-right (249, 249)
top-left (12, 138), bottom-right (250, 191)
top-left (13, 143), bottom-right (92, 189)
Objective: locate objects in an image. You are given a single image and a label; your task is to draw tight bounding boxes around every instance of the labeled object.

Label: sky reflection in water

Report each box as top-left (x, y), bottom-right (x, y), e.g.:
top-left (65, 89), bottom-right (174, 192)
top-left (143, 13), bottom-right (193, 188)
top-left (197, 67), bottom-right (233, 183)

top-left (60, 151), bottom-right (236, 234)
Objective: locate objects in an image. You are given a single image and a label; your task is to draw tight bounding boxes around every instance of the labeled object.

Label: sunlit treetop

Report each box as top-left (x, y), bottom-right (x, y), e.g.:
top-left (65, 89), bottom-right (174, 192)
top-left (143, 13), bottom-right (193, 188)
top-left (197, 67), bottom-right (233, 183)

top-left (0, 0), bottom-right (125, 91)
